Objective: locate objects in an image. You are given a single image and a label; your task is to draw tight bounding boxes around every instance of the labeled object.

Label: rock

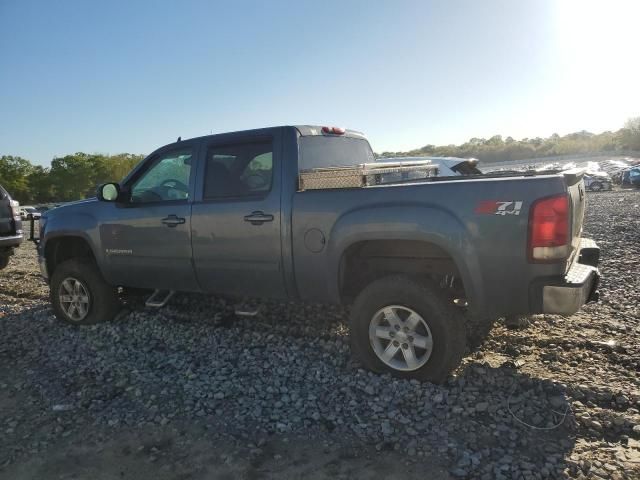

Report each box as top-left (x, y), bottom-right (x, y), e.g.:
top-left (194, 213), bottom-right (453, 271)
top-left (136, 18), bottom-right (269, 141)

top-left (381, 422), bottom-right (393, 436)
top-left (51, 404), bottom-right (74, 412)
top-left (612, 416), bottom-right (625, 427)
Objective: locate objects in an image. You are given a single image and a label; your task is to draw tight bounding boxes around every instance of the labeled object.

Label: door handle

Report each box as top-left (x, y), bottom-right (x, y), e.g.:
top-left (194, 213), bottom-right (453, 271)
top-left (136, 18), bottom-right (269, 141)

top-left (162, 215), bottom-right (186, 227)
top-left (244, 211), bottom-right (274, 225)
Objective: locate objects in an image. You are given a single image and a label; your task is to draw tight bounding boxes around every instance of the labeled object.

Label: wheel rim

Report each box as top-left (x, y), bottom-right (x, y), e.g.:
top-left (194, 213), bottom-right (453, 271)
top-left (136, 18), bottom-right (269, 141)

top-left (58, 277), bottom-right (91, 322)
top-left (368, 305), bottom-right (434, 371)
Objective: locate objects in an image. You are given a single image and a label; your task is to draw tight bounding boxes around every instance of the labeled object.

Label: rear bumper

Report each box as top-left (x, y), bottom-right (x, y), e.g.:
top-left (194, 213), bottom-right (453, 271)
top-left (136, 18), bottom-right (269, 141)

top-left (0, 233), bottom-right (23, 249)
top-left (530, 238), bottom-right (600, 315)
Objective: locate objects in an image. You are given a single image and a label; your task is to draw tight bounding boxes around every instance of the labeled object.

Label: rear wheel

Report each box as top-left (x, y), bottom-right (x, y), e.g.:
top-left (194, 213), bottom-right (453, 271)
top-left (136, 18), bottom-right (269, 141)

top-left (0, 255), bottom-right (9, 270)
top-left (350, 275), bottom-right (467, 383)
top-left (50, 259), bottom-right (120, 325)
top-left (590, 182), bottom-right (602, 192)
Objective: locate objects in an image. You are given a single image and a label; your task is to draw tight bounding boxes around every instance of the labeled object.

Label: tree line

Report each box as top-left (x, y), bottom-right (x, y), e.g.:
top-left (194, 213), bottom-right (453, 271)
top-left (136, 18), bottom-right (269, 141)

top-left (0, 153), bottom-right (144, 204)
top-left (379, 117), bottom-right (640, 163)
top-left (2, 118), bottom-right (639, 204)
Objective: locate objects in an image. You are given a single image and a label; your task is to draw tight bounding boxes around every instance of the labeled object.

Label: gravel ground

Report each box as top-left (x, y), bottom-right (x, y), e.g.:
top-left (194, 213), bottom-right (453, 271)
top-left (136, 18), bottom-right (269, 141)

top-left (1, 189), bottom-right (639, 480)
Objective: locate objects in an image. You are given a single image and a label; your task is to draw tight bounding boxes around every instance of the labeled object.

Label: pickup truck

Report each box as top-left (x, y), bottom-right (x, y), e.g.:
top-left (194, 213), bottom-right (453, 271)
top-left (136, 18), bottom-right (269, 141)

top-left (0, 184), bottom-right (23, 270)
top-left (36, 125), bottom-right (600, 383)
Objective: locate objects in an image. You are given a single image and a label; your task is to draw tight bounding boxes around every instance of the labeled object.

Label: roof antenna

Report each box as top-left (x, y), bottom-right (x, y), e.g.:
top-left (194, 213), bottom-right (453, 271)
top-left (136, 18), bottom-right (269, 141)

top-left (177, 136), bottom-right (181, 142)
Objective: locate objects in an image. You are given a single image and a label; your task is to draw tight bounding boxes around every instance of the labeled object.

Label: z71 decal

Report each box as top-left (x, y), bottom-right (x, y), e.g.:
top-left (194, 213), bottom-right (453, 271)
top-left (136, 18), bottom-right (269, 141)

top-left (475, 200), bottom-right (523, 216)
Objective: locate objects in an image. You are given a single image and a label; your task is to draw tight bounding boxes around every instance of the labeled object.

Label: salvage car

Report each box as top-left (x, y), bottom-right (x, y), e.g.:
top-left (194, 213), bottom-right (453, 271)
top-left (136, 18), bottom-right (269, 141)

top-left (583, 174), bottom-right (612, 192)
top-left (620, 167), bottom-right (640, 188)
top-left (34, 125), bottom-right (601, 382)
top-left (0, 184), bottom-right (23, 270)
top-left (378, 156), bottom-right (482, 177)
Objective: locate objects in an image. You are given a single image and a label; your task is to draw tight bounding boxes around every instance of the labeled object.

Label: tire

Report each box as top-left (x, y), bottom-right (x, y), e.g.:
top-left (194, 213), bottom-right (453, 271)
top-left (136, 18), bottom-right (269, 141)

top-left (350, 275), bottom-right (467, 383)
top-left (0, 255), bottom-right (9, 270)
top-left (50, 258), bottom-right (120, 325)
top-left (590, 182), bottom-right (602, 192)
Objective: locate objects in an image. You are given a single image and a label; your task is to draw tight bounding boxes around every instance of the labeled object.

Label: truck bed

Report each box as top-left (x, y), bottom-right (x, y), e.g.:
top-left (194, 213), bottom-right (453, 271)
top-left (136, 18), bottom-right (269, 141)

top-left (291, 170), bottom-right (585, 318)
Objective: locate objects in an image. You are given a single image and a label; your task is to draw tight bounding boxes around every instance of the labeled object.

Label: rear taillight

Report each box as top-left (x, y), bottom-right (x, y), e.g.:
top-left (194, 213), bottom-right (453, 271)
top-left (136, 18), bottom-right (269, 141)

top-left (9, 200), bottom-right (20, 219)
top-left (528, 194), bottom-right (570, 262)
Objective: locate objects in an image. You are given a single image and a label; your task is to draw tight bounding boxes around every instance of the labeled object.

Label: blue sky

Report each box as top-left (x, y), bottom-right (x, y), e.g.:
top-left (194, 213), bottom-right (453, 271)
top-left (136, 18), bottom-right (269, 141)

top-left (1, 0), bottom-right (638, 165)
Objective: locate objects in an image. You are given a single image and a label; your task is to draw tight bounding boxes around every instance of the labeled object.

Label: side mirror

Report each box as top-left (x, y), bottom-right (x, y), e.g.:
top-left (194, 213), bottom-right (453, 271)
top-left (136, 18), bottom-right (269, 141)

top-left (97, 183), bottom-right (120, 202)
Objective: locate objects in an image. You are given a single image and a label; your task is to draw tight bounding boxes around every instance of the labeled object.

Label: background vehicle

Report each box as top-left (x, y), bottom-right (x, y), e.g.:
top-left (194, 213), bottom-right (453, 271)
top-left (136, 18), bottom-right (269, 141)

top-left (378, 156), bottom-right (482, 177)
top-left (620, 167), bottom-right (640, 187)
top-left (19, 206), bottom-right (42, 220)
top-left (0, 184), bottom-right (23, 270)
top-left (36, 126), bottom-right (600, 382)
top-left (583, 173), bottom-right (613, 192)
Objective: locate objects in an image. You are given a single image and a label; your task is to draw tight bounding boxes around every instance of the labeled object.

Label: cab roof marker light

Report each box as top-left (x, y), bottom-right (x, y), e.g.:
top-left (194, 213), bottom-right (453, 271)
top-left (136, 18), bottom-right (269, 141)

top-left (321, 126), bottom-right (346, 135)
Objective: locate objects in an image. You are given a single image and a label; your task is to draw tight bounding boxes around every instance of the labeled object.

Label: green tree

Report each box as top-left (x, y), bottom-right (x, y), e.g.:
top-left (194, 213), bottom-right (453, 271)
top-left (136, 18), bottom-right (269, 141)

top-left (0, 155), bottom-right (34, 202)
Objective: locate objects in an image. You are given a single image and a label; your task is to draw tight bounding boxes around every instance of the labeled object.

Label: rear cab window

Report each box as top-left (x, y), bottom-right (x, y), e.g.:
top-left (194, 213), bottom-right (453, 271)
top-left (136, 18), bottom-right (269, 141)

top-left (299, 135), bottom-right (375, 170)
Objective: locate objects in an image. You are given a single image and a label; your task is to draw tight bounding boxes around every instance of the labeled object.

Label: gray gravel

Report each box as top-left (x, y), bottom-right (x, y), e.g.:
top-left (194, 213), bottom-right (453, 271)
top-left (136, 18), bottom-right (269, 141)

top-left (1, 189), bottom-right (639, 479)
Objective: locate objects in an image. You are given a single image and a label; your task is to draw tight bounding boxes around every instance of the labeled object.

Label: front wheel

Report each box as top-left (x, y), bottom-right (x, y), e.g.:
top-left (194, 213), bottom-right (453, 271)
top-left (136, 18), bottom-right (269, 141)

top-left (590, 182), bottom-right (602, 192)
top-left (0, 255), bottom-right (9, 270)
top-left (350, 275), bottom-right (467, 383)
top-left (50, 259), bottom-right (121, 325)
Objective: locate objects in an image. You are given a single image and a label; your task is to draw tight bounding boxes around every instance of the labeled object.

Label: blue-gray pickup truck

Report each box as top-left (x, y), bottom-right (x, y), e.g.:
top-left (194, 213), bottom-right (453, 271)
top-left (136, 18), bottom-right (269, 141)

top-left (36, 125), bottom-right (600, 382)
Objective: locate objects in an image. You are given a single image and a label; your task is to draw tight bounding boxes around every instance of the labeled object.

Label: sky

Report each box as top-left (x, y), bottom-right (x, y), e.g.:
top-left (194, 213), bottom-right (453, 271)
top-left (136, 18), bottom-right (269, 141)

top-left (0, 0), bottom-right (638, 165)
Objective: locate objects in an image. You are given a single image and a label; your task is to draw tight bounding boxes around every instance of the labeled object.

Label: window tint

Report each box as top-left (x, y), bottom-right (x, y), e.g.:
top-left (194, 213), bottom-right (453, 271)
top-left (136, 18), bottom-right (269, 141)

top-left (204, 140), bottom-right (273, 198)
top-left (130, 148), bottom-right (192, 203)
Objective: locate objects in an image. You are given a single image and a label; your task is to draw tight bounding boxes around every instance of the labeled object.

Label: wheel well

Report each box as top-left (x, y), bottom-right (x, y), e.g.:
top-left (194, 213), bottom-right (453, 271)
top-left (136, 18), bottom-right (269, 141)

top-left (45, 237), bottom-right (96, 277)
top-left (339, 240), bottom-right (466, 303)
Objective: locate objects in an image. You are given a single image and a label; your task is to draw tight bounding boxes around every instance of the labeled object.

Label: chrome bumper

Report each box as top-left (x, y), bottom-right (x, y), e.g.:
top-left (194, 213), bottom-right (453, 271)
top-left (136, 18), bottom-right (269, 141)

top-left (541, 239), bottom-right (600, 315)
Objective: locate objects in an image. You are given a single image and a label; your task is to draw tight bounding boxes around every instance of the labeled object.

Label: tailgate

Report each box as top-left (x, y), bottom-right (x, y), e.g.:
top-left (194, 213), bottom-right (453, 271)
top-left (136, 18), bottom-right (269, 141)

top-left (0, 196), bottom-right (19, 236)
top-left (565, 172), bottom-right (586, 268)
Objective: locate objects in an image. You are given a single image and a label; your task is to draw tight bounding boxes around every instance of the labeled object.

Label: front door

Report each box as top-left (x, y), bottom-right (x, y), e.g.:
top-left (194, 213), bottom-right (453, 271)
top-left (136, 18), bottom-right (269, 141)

top-left (99, 144), bottom-right (199, 291)
top-left (190, 134), bottom-right (286, 298)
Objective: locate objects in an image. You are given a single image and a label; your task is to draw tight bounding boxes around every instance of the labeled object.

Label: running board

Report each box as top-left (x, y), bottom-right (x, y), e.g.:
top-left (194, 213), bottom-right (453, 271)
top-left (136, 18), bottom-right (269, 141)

top-left (145, 289), bottom-right (175, 308)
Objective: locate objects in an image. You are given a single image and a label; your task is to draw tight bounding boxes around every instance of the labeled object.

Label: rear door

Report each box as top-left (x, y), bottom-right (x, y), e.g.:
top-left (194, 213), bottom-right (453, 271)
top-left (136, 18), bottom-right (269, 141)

top-left (191, 131), bottom-right (286, 298)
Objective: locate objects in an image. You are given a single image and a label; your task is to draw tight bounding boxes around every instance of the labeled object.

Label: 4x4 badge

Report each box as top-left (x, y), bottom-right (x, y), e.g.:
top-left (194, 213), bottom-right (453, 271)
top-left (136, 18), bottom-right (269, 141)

top-left (475, 200), bottom-right (523, 216)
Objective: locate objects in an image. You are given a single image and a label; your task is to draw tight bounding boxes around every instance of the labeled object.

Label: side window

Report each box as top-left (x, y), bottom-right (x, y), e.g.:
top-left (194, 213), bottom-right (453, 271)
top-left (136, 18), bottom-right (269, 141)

top-left (130, 148), bottom-right (193, 203)
top-left (203, 140), bottom-right (273, 199)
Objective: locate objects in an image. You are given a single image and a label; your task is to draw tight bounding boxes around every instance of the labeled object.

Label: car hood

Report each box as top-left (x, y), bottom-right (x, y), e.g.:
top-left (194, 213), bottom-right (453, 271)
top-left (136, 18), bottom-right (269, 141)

top-left (43, 198), bottom-right (99, 219)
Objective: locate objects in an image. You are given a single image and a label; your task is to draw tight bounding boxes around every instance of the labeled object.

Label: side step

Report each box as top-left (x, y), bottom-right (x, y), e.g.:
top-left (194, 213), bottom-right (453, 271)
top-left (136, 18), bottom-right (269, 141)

top-left (234, 304), bottom-right (260, 318)
top-left (145, 289), bottom-right (175, 308)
